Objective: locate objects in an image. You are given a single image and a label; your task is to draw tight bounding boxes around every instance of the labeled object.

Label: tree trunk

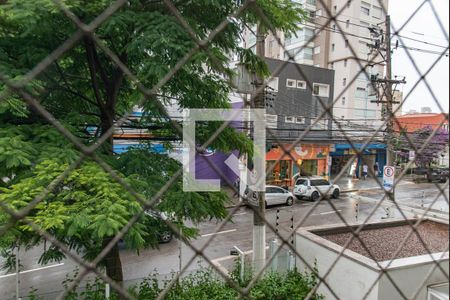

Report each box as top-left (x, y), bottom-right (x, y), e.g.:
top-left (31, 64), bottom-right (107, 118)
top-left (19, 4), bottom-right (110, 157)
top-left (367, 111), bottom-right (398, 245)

top-left (100, 109), bottom-right (115, 154)
top-left (103, 238), bottom-right (124, 285)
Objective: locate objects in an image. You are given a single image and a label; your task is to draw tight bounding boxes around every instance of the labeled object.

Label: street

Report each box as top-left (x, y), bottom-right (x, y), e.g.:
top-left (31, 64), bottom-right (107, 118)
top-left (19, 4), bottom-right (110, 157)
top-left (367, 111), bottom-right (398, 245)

top-left (0, 179), bottom-right (448, 299)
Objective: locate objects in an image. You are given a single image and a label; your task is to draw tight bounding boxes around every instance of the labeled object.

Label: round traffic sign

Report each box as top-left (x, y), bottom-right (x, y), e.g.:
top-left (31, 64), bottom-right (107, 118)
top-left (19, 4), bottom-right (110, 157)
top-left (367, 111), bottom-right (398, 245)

top-left (384, 166), bottom-right (395, 178)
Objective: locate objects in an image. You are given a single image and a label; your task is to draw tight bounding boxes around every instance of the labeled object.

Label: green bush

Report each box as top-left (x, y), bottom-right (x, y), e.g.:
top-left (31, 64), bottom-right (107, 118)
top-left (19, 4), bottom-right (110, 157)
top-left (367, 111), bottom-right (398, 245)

top-left (27, 262), bottom-right (323, 300)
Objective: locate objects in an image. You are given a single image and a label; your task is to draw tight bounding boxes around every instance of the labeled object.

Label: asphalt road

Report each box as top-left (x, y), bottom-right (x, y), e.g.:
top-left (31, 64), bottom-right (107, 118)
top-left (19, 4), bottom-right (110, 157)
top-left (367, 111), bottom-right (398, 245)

top-left (0, 181), bottom-right (448, 299)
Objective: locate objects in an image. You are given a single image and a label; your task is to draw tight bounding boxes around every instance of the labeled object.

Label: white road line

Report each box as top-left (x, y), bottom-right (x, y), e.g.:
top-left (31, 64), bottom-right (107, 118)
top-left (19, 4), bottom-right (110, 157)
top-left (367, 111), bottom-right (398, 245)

top-left (318, 210), bottom-right (342, 216)
top-left (201, 229), bottom-right (237, 238)
top-left (0, 263), bottom-right (64, 279)
top-left (232, 212), bottom-right (247, 216)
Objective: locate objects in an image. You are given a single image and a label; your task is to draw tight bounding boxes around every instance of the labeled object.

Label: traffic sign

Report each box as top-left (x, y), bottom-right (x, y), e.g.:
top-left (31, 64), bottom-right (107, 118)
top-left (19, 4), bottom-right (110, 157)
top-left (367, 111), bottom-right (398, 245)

top-left (383, 166), bottom-right (395, 191)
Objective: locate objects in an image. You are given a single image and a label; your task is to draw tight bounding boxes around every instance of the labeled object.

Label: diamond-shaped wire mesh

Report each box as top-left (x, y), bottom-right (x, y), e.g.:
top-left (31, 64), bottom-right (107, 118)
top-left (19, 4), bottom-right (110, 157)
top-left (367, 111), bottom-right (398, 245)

top-left (0, 0), bottom-right (448, 299)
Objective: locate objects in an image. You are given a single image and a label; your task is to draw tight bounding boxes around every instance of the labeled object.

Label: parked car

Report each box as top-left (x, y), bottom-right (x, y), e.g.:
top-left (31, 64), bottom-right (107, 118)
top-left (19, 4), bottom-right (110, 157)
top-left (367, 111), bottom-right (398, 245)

top-left (244, 185), bottom-right (295, 207)
top-left (427, 168), bottom-right (449, 183)
top-left (293, 177), bottom-right (340, 201)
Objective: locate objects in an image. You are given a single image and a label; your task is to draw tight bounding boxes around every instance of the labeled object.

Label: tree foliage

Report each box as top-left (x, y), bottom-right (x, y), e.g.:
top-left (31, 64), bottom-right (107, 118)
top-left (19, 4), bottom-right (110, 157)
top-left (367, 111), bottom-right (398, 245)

top-left (394, 126), bottom-right (449, 167)
top-left (0, 0), bottom-right (306, 284)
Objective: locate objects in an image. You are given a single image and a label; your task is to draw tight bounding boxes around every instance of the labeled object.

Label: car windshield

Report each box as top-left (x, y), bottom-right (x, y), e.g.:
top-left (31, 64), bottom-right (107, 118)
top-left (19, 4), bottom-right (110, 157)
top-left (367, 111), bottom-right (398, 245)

top-left (297, 179), bottom-right (308, 186)
top-left (311, 179), bottom-right (330, 186)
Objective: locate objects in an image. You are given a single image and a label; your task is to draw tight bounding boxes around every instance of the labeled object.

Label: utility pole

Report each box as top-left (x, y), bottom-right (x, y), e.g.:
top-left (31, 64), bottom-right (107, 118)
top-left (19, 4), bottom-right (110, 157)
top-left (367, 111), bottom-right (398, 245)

top-left (370, 15), bottom-right (406, 202)
top-left (252, 22), bottom-right (266, 273)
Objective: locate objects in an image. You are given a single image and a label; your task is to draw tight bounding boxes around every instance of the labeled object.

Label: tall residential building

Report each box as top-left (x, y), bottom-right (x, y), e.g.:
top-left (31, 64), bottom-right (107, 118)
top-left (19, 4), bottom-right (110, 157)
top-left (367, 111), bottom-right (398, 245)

top-left (242, 0), bottom-right (389, 123)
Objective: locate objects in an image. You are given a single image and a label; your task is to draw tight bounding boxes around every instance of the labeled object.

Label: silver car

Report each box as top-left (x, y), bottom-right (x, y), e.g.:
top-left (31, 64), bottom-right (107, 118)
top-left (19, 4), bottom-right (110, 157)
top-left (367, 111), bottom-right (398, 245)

top-left (293, 177), bottom-right (340, 201)
top-left (245, 185), bottom-right (295, 207)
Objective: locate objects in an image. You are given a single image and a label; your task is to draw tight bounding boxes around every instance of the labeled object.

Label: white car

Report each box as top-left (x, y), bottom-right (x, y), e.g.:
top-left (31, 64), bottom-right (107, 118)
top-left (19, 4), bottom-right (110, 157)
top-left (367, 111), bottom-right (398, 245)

top-left (293, 177), bottom-right (340, 201)
top-left (244, 185), bottom-right (295, 207)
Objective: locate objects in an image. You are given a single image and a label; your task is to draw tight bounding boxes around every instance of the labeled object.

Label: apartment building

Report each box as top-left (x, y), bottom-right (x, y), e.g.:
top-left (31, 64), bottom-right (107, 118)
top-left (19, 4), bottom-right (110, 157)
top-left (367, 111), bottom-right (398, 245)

top-left (243, 0), bottom-right (389, 123)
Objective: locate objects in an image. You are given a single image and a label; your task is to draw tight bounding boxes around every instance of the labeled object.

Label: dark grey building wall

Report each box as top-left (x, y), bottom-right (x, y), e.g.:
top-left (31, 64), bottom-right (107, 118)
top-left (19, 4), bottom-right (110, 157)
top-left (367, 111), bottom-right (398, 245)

top-left (265, 58), bottom-right (335, 142)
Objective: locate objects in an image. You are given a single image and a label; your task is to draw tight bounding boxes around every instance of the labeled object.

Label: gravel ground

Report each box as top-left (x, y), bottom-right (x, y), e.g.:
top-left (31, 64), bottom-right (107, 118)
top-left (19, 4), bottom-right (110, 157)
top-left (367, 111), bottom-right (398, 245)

top-left (319, 221), bottom-right (449, 262)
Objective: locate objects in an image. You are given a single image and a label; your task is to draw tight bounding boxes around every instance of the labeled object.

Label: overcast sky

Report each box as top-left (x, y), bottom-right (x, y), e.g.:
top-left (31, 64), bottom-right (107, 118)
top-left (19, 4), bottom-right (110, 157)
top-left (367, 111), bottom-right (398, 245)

top-left (388, 0), bottom-right (449, 114)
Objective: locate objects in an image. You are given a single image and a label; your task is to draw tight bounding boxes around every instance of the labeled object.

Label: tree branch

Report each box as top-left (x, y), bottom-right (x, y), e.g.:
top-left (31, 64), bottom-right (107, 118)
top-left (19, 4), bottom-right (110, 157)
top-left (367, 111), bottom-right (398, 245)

top-left (84, 37), bottom-right (106, 111)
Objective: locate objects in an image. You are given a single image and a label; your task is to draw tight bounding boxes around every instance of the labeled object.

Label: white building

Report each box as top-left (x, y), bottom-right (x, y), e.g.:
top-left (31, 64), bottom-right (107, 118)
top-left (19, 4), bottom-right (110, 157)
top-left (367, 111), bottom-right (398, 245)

top-left (242, 0), bottom-right (389, 125)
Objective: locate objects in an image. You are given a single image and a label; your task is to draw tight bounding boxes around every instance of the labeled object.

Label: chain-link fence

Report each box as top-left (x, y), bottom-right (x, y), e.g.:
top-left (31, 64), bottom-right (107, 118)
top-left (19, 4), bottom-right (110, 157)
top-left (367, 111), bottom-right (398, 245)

top-left (0, 0), bottom-right (448, 299)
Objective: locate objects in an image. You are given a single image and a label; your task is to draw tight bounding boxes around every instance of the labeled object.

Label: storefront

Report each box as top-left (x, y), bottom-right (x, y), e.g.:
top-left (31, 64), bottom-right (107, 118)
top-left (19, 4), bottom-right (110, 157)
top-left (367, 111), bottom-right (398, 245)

top-left (266, 144), bottom-right (330, 186)
top-left (329, 143), bottom-right (386, 178)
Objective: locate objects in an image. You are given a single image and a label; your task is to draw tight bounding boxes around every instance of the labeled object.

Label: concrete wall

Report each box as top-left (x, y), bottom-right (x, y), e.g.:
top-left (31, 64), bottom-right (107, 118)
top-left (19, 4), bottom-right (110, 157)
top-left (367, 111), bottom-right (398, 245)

top-left (295, 234), bottom-right (380, 300)
top-left (296, 232), bottom-right (449, 300)
top-left (379, 254), bottom-right (450, 300)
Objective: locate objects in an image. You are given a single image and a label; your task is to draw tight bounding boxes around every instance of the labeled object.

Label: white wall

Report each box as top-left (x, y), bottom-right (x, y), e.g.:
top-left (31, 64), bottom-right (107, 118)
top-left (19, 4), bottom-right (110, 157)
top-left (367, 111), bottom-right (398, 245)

top-left (379, 257), bottom-right (450, 300)
top-left (296, 234), bottom-right (380, 300)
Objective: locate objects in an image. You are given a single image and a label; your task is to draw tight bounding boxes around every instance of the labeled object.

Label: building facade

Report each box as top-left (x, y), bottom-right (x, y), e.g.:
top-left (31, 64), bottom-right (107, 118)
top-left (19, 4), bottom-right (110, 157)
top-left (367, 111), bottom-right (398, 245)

top-left (261, 58), bottom-right (335, 184)
top-left (243, 0), bottom-right (389, 122)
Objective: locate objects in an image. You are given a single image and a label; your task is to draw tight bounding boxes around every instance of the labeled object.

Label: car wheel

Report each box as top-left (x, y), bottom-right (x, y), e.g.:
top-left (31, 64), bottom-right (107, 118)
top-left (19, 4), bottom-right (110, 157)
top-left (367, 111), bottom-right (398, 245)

top-left (265, 201), bottom-right (268, 209)
top-left (286, 197), bottom-right (294, 206)
top-left (159, 231), bottom-right (173, 243)
top-left (332, 189), bottom-right (340, 199)
top-left (311, 192), bottom-right (320, 201)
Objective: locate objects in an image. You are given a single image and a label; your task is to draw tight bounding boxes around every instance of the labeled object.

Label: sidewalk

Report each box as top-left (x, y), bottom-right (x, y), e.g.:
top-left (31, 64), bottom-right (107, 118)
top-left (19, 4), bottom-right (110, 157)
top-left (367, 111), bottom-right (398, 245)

top-left (332, 176), bottom-right (383, 192)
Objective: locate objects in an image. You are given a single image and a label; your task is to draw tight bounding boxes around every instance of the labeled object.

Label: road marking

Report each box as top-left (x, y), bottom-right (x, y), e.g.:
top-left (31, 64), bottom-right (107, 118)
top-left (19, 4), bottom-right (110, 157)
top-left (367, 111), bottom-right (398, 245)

top-left (233, 212), bottom-right (247, 216)
top-left (318, 210), bottom-right (342, 216)
top-left (0, 263), bottom-right (64, 279)
top-left (201, 229), bottom-right (237, 238)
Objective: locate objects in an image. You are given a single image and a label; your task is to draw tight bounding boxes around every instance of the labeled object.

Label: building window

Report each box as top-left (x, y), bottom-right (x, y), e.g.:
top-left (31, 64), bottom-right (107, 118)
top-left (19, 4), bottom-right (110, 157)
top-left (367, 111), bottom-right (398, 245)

top-left (330, 63), bottom-right (334, 69)
top-left (265, 114), bottom-right (278, 128)
top-left (333, 5), bottom-right (337, 14)
top-left (314, 46), bottom-right (321, 55)
top-left (296, 117), bottom-right (306, 124)
top-left (343, 78), bottom-right (347, 86)
top-left (360, 21), bottom-right (371, 36)
top-left (344, 59), bottom-right (348, 67)
top-left (357, 71), bottom-right (369, 81)
top-left (285, 116), bottom-right (295, 123)
top-left (359, 41), bottom-right (368, 54)
top-left (306, 0), bottom-right (316, 5)
top-left (345, 40), bottom-right (349, 48)
top-left (303, 47), bottom-right (314, 60)
top-left (356, 87), bottom-right (367, 98)
top-left (332, 43), bottom-right (335, 51)
top-left (286, 79), bottom-right (296, 88)
top-left (346, 20), bottom-right (350, 28)
top-left (297, 80), bottom-right (307, 89)
top-left (267, 77), bottom-right (279, 91)
top-left (361, 2), bottom-right (370, 16)
top-left (313, 83), bottom-right (330, 97)
top-left (342, 97), bottom-right (346, 105)
top-left (372, 6), bottom-right (383, 19)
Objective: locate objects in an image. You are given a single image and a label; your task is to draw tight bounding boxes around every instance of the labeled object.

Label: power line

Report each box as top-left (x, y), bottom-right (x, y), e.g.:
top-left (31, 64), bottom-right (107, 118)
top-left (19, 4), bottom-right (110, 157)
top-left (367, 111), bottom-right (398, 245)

top-left (394, 34), bottom-right (449, 49)
top-left (397, 45), bottom-right (449, 56)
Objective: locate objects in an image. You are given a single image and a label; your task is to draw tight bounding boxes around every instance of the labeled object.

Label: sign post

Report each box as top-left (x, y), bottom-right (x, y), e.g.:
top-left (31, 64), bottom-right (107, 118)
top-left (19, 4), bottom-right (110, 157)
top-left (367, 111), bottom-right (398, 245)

top-left (383, 166), bottom-right (395, 219)
top-left (408, 151), bottom-right (415, 162)
top-left (383, 166), bottom-right (395, 192)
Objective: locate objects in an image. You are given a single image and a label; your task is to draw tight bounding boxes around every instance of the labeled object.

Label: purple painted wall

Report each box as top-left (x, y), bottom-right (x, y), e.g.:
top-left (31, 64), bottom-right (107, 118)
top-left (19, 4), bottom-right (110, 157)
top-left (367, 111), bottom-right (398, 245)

top-left (194, 102), bottom-right (244, 186)
top-left (195, 151), bottom-right (239, 186)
